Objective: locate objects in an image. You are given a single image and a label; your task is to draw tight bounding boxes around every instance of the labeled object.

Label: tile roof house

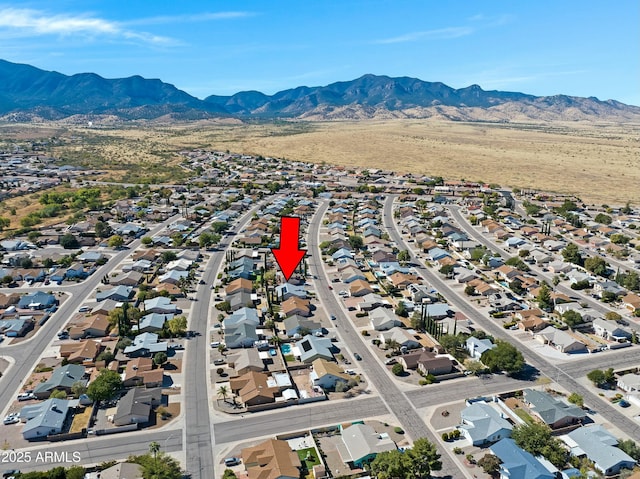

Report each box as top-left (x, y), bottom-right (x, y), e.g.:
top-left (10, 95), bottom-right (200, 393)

top-left (490, 438), bottom-right (555, 479)
top-left (281, 297), bottom-right (311, 317)
top-left (241, 438), bottom-right (301, 479)
top-left (134, 313), bottom-right (172, 334)
top-left (68, 314), bottom-right (110, 339)
top-left (349, 279), bottom-right (374, 297)
top-left (229, 348), bottom-right (265, 376)
top-left (230, 371), bottom-right (280, 407)
top-left (523, 389), bottom-right (585, 429)
top-left (225, 278), bottom-right (253, 295)
top-left (283, 315), bottom-right (323, 337)
top-left (563, 425), bottom-right (635, 476)
top-left (96, 285), bottom-right (134, 302)
top-left (122, 357), bottom-right (164, 388)
top-left (59, 339), bottom-right (103, 364)
top-left (398, 350), bottom-right (453, 376)
top-left (337, 423), bottom-right (397, 468)
top-left (458, 401), bottom-right (513, 446)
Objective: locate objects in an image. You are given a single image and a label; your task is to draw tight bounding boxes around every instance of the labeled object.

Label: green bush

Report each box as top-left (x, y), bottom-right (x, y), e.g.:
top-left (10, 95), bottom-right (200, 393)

top-left (394, 427), bottom-right (404, 434)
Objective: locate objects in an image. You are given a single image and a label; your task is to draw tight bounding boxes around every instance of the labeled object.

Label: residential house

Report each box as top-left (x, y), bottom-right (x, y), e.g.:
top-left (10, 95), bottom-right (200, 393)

top-left (96, 286), bottom-right (133, 302)
top-left (618, 373), bottom-right (640, 393)
top-left (338, 423), bottom-right (397, 468)
top-left (379, 328), bottom-right (420, 350)
top-left (490, 438), bottom-right (555, 479)
top-left (357, 293), bottom-right (390, 312)
top-left (622, 293), bottom-right (640, 313)
top-left (68, 314), bottom-right (110, 339)
top-left (458, 401), bottom-right (513, 446)
top-left (275, 283), bottom-right (307, 301)
top-left (341, 266), bottom-right (367, 284)
top-left (241, 439), bottom-right (301, 479)
top-left (21, 398), bottom-right (75, 440)
top-left (228, 348), bottom-right (265, 375)
top-left (281, 297), bottom-right (311, 317)
top-left (369, 307), bottom-right (401, 331)
top-left (123, 333), bottom-right (168, 357)
top-left (283, 315), bottom-right (323, 337)
top-left (113, 388), bottom-right (161, 426)
top-left (158, 269), bottom-right (188, 285)
top-left (296, 335), bottom-right (335, 363)
top-left (397, 350), bottom-right (453, 376)
top-left (310, 358), bottom-right (350, 390)
top-left (18, 291), bottom-right (56, 310)
top-left (0, 317), bottom-right (34, 337)
top-left (349, 279), bottom-right (374, 297)
top-left (33, 364), bottom-right (86, 399)
top-left (563, 425), bottom-right (635, 476)
top-left (230, 371), bottom-right (280, 407)
top-left (228, 290), bottom-right (256, 312)
top-left (225, 278), bottom-right (253, 295)
top-left (523, 389), bottom-right (585, 429)
top-left (592, 318), bottom-right (631, 342)
top-left (122, 358), bottom-right (164, 388)
top-left (143, 297), bottom-right (179, 314)
top-left (0, 292), bottom-right (20, 308)
top-left (535, 326), bottom-right (587, 353)
top-left (110, 271), bottom-right (144, 287)
top-left (59, 339), bottom-right (102, 364)
top-left (466, 337), bottom-right (495, 360)
top-left (134, 313), bottom-right (172, 334)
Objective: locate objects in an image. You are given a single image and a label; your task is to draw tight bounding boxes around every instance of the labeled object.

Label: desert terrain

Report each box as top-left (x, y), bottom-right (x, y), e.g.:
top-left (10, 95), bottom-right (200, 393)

top-left (1, 119), bottom-right (639, 204)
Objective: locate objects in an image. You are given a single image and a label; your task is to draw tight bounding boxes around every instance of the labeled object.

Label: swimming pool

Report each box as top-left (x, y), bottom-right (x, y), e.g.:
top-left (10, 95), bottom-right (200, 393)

top-left (281, 343), bottom-right (292, 354)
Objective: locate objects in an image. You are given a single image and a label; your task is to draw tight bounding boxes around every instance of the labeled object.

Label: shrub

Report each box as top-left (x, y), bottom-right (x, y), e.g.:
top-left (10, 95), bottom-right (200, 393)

top-left (394, 427), bottom-right (404, 434)
top-left (392, 363), bottom-right (404, 376)
top-left (441, 432), bottom-right (450, 441)
top-left (453, 447), bottom-right (464, 455)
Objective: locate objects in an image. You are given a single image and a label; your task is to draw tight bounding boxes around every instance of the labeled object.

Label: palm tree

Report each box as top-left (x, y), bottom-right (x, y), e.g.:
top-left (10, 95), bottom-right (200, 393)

top-left (217, 385), bottom-right (229, 404)
top-left (149, 441), bottom-right (160, 477)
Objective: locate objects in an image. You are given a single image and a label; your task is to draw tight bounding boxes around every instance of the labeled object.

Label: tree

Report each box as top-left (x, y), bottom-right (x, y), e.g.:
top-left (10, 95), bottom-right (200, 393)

top-left (584, 256), bottom-right (608, 276)
top-left (222, 469), bottom-right (238, 479)
top-left (536, 283), bottom-right (553, 311)
top-left (562, 310), bottom-right (583, 328)
top-left (439, 264), bottom-right (455, 277)
top-left (369, 450), bottom-right (411, 479)
top-left (141, 236), bottom-right (153, 246)
top-left (94, 221), bottom-right (113, 238)
top-left (610, 233), bottom-right (630, 245)
top-left (477, 454), bottom-right (501, 475)
top-left (166, 315), bottom-right (187, 337)
top-left (438, 334), bottom-right (465, 353)
top-left (153, 352), bottom-right (168, 366)
top-left (199, 231), bottom-right (220, 248)
top-left (567, 392), bottom-right (584, 408)
top-left (408, 437), bottom-right (442, 478)
top-left (464, 284), bottom-right (476, 296)
top-left (129, 446), bottom-right (182, 479)
top-left (87, 369), bottom-right (123, 403)
top-left (161, 251), bottom-right (177, 263)
top-left (587, 369), bottom-right (606, 387)
top-left (618, 439), bottom-right (640, 461)
top-left (562, 243), bottom-right (582, 265)
top-left (60, 233), bottom-right (80, 249)
top-left (108, 235), bottom-right (124, 248)
top-left (397, 250), bottom-right (410, 265)
top-left (0, 217), bottom-right (10, 231)
top-left (395, 301), bottom-right (408, 318)
top-left (481, 340), bottom-right (525, 376)
top-left (50, 389), bottom-right (67, 399)
top-left (392, 363), bottom-right (404, 376)
top-left (348, 235), bottom-right (364, 250)
top-left (511, 422), bottom-right (568, 468)
top-left (71, 381), bottom-right (87, 398)
top-left (505, 257), bottom-right (529, 271)
top-left (96, 348), bottom-right (115, 365)
top-left (594, 213), bottom-right (612, 225)
top-left (217, 385), bottom-right (229, 404)
top-left (215, 301), bottom-right (231, 313)
top-left (369, 438), bottom-right (442, 479)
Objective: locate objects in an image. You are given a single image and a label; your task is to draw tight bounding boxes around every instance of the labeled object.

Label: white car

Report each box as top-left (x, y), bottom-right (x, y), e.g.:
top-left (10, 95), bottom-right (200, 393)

top-left (3, 413), bottom-right (20, 425)
top-left (17, 393), bottom-right (35, 401)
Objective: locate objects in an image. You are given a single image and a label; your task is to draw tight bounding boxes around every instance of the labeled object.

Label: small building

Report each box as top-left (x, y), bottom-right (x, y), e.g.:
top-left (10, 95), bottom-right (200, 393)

top-left (466, 336), bottom-right (495, 360)
top-left (523, 389), bottom-right (585, 429)
top-left (113, 388), bottom-right (161, 426)
top-left (563, 425), bottom-right (635, 476)
top-left (490, 438), bottom-right (555, 479)
top-left (337, 423), bottom-right (397, 468)
top-left (241, 439), bottom-right (301, 479)
top-left (310, 358), bottom-right (350, 390)
top-left (458, 401), bottom-right (513, 446)
top-left (21, 398), bottom-right (76, 440)
top-left (33, 364), bottom-right (86, 399)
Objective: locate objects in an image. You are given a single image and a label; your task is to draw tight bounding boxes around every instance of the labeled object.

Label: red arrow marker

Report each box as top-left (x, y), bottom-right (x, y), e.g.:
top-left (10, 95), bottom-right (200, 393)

top-left (271, 216), bottom-right (306, 281)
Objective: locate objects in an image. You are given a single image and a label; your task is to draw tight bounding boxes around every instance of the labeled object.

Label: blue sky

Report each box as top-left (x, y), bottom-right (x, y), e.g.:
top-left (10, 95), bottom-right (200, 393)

top-left (1, 0), bottom-right (638, 105)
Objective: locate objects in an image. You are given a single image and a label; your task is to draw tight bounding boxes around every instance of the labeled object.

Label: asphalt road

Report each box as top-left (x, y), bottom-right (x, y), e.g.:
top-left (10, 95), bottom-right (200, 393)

top-left (182, 202), bottom-right (267, 479)
top-left (384, 196), bottom-right (640, 441)
top-left (307, 199), bottom-right (465, 479)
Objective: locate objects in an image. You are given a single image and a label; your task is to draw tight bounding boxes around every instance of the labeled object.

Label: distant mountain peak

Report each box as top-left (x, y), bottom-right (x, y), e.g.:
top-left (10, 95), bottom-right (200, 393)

top-left (0, 60), bottom-right (638, 122)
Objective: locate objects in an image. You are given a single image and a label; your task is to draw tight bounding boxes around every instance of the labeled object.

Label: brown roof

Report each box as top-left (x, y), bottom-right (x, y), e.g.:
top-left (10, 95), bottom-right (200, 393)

top-left (388, 272), bottom-right (420, 287)
top-left (281, 297), bottom-right (311, 316)
top-left (0, 293), bottom-right (20, 308)
top-left (230, 371), bottom-right (279, 405)
top-left (242, 439), bottom-right (301, 479)
top-left (59, 340), bottom-right (102, 364)
top-left (226, 278), bottom-right (254, 295)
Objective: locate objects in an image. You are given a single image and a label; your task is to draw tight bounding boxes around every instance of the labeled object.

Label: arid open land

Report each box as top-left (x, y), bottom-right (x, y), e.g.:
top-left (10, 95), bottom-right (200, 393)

top-left (2, 119), bottom-right (639, 204)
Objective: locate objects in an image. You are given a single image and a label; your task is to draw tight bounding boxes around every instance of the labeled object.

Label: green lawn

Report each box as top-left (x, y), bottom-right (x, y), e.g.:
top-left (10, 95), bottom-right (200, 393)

top-left (513, 408), bottom-right (535, 425)
top-left (296, 447), bottom-right (320, 471)
top-left (284, 354), bottom-right (295, 362)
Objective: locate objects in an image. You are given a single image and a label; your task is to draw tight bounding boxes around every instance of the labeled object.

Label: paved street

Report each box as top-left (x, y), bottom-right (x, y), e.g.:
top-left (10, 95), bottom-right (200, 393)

top-left (384, 196), bottom-right (640, 441)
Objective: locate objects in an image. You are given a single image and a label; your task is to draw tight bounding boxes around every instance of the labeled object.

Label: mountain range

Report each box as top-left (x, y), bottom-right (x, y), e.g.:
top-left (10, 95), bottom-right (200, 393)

top-left (1, 59), bottom-right (639, 122)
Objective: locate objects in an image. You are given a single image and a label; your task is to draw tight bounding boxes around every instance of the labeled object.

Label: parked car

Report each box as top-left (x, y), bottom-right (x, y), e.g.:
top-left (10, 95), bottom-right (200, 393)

top-left (224, 457), bottom-right (241, 467)
top-left (3, 414), bottom-right (19, 425)
top-left (384, 358), bottom-right (397, 365)
top-left (17, 393), bottom-right (35, 401)
top-left (78, 306), bottom-right (90, 313)
top-left (354, 353), bottom-right (363, 361)
top-left (3, 470), bottom-right (20, 478)
top-left (213, 359), bottom-right (226, 365)
top-left (619, 399), bottom-right (630, 408)
top-left (210, 341), bottom-right (222, 348)
top-left (330, 315), bottom-right (337, 321)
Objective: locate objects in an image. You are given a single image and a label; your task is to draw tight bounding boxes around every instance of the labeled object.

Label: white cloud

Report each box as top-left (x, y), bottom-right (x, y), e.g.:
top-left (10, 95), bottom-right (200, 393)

top-left (375, 26), bottom-right (474, 44)
top-left (0, 7), bottom-right (175, 45)
top-left (126, 11), bottom-right (255, 26)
